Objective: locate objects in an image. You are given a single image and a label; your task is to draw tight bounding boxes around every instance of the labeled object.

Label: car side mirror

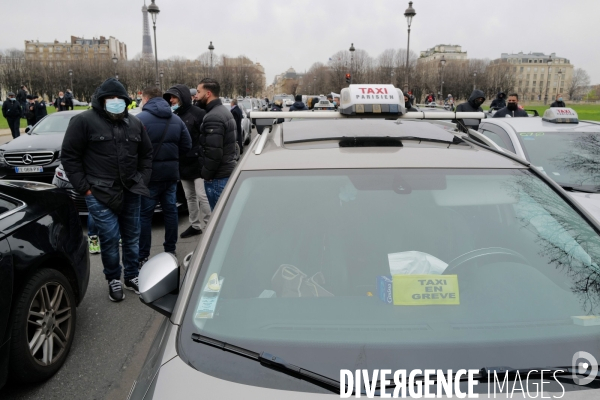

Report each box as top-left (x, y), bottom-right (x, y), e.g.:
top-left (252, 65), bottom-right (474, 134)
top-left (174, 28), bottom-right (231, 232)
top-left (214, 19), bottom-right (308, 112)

top-left (25, 125), bottom-right (33, 134)
top-left (139, 252), bottom-right (179, 317)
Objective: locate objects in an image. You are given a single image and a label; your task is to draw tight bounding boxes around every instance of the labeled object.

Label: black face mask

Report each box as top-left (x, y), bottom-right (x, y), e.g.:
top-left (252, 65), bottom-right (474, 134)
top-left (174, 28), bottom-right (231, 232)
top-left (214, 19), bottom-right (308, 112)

top-left (473, 99), bottom-right (484, 107)
top-left (507, 102), bottom-right (518, 111)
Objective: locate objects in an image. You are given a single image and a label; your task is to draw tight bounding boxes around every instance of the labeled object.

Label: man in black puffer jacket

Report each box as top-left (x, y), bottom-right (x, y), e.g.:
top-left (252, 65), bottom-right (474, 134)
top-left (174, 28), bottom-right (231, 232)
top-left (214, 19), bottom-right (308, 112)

top-left (137, 86), bottom-right (191, 266)
top-left (455, 89), bottom-right (486, 132)
top-left (195, 78), bottom-right (237, 210)
top-left (490, 92), bottom-right (506, 110)
top-left (61, 78), bottom-right (153, 302)
top-left (163, 84), bottom-right (211, 238)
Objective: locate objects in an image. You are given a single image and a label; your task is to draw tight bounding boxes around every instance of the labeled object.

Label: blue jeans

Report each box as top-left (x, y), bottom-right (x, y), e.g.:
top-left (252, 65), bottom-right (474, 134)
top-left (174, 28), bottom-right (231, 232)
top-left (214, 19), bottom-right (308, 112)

top-left (204, 177), bottom-right (229, 211)
top-left (85, 191), bottom-right (141, 281)
top-left (139, 181), bottom-right (178, 260)
top-left (87, 213), bottom-right (97, 236)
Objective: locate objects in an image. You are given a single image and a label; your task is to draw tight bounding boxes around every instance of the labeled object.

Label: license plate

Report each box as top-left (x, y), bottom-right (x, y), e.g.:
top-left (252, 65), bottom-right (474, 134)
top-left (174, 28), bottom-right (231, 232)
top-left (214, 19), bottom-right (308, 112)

top-left (15, 166), bottom-right (43, 173)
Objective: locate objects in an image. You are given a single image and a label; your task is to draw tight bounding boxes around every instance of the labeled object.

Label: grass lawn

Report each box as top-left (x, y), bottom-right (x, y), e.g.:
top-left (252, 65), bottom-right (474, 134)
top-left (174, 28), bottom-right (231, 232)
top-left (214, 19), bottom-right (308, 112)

top-left (483, 103), bottom-right (600, 121)
top-left (0, 106), bottom-right (89, 129)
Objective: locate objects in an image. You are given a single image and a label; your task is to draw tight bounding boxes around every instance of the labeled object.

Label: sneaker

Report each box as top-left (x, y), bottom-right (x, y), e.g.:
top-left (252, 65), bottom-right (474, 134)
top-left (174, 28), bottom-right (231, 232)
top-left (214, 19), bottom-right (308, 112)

top-left (180, 226), bottom-right (202, 239)
top-left (139, 258), bottom-right (148, 270)
top-left (124, 276), bottom-right (140, 294)
top-left (119, 238), bottom-right (122, 247)
top-left (88, 235), bottom-right (100, 254)
top-left (108, 279), bottom-right (124, 302)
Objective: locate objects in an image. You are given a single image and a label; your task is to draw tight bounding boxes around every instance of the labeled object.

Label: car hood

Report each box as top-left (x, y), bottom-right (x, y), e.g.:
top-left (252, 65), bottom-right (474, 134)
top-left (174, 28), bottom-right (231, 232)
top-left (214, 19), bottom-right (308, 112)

top-left (566, 192), bottom-right (600, 223)
top-left (1, 133), bottom-right (63, 152)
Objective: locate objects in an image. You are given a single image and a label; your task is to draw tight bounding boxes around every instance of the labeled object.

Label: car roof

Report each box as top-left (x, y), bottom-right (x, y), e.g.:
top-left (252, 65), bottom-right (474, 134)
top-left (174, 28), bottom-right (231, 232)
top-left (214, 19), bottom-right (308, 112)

top-left (483, 116), bottom-right (600, 133)
top-left (239, 119), bottom-right (525, 171)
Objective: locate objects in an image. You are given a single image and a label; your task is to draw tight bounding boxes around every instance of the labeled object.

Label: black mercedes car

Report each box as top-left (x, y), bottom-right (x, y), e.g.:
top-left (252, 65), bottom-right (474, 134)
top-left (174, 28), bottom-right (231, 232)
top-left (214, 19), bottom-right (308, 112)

top-left (0, 111), bottom-right (84, 183)
top-left (0, 180), bottom-right (90, 388)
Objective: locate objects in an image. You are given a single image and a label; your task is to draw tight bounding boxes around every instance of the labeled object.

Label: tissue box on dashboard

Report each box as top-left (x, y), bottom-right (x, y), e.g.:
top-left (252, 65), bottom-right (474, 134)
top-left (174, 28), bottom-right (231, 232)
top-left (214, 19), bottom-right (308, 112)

top-left (377, 276), bottom-right (393, 304)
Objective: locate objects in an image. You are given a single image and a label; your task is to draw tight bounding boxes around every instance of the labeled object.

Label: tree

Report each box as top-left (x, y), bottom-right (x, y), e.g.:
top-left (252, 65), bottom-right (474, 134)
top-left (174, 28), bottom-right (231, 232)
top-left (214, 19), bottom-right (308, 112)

top-left (568, 68), bottom-right (591, 101)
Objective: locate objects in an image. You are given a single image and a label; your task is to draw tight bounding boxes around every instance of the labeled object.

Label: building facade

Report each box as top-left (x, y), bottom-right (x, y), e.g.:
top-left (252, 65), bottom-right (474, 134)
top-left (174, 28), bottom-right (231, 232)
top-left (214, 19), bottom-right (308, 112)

top-left (418, 45), bottom-right (467, 63)
top-left (272, 67), bottom-right (305, 95)
top-left (24, 36), bottom-right (127, 66)
top-left (492, 52), bottom-right (573, 101)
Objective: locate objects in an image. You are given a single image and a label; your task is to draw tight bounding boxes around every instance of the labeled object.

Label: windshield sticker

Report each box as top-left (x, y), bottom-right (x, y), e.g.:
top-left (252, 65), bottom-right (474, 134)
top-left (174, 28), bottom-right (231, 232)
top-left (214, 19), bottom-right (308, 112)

top-left (520, 132), bottom-right (545, 137)
top-left (553, 172), bottom-right (561, 176)
top-left (195, 274), bottom-right (224, 319)
top-left (523, 137), bottom-right (535, 140)
top-left (392, 274), bottom-right (460, 305)
top-left (572, 316), bottom-right (600, 327)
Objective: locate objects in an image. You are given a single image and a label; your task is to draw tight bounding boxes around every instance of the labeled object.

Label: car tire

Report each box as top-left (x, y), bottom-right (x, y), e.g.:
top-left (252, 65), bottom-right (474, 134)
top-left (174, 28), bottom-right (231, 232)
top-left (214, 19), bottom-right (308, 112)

top-left (9, 269), bottom-right (77, 383)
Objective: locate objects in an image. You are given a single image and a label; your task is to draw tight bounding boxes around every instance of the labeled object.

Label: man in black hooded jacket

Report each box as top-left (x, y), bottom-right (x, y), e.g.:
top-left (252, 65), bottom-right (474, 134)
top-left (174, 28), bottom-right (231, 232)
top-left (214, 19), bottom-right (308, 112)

top-left (490, 92), bottom-right (506, 110)
top-left (61, 78), bottom-right (153, 302)
top-left (455, 89), bottom-right (486, 131)
top-left (289, 94), bottom-right (308, 111)
top-left (164, 84), bottom-right (211, 238)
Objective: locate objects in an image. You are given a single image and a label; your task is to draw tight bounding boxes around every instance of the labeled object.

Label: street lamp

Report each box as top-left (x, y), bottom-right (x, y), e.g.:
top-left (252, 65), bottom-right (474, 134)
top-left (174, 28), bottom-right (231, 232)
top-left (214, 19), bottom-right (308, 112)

top-left (245, 74), bottom-right (248, 96)
top-left (557, 68), bottom-right (563, 101)
top-left (251, 82), bottom-right (254, 97)
top-left (112, 54), bottom-right (118, 80)
top-left (208, 42), bottom-right (215, 77)
top-left (68, 69), bottom-right (73, 94)
top-left (349, 43), bottom-right (355, 85)
top-left (159, 69), bottom-right (164, 90)
top-left (391, 70), bottom-right (394, 84)
top-left (473, 71), bottom-right (477, 90)
top-left (439, 56), bottom-right (446, 104)
top-left (403, 1), bottom-right (416, 94)
top-left (544, 55), bottom-right (552, 105)
top-left (147, 0), bottom-right (161, 90)
top-left (314, 76), bottom-right (317, 94)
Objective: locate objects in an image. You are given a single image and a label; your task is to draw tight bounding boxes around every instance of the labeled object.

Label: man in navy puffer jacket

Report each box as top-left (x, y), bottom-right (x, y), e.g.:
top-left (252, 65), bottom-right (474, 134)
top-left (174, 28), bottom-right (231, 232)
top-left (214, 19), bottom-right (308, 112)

top-left (136, 86), bottom-right (192, 266)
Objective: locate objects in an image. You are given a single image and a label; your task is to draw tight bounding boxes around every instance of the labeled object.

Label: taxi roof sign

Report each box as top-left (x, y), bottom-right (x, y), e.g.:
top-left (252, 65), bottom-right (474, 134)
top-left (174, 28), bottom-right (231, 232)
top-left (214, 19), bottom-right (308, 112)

top-left (542, 107), bottom-right (579, 124)
top-left (339, 84), bottom-right (405, 117)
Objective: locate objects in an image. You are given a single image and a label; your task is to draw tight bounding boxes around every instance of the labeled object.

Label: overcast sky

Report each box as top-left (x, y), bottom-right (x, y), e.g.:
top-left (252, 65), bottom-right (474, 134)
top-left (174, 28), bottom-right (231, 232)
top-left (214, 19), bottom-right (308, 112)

top-left (1, 0), bottom-right (598, 85)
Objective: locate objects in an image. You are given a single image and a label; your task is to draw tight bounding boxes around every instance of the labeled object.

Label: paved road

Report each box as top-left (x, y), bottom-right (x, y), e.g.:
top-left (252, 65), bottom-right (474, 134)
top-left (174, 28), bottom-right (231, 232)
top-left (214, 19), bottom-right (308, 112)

top-left (0, 125), bottom-right (260, 400)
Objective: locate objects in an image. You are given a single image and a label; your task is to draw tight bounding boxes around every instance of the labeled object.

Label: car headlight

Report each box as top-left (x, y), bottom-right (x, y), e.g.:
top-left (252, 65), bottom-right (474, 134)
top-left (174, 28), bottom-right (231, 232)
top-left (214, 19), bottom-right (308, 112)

top-left (0, 150), bottom-right (5, 164)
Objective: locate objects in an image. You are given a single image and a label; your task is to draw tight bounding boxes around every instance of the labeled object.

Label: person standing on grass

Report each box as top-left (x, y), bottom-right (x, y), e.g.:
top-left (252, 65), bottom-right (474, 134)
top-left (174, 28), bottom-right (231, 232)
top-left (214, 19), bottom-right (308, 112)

top-left (137, 86), bottom-right (191, 267)
top-left (551, 94), bottom-right (566, 108)
top-left (2, 92), bottom-right (22, 139)
top-left (54, 91), bottom-right (68, 112)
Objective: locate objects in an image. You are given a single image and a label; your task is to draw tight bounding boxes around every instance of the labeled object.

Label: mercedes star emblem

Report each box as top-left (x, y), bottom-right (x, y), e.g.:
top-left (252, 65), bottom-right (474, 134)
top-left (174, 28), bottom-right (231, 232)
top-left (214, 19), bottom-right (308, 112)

top-left (22, 154), bottom-right (33, 165)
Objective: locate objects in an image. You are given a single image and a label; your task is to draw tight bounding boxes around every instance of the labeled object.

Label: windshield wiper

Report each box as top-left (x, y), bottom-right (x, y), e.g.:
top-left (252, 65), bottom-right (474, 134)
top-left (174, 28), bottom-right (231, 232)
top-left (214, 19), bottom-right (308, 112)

top-left (560, 184), bottom-right (600, 193)
top-left (191, 333), bottom-right (344, 394)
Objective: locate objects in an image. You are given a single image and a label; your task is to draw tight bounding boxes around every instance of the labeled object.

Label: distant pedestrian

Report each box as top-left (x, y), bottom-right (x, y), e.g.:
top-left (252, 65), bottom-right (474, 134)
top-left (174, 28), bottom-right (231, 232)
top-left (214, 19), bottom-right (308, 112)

top-left (16, 85), bottom-right (28, 117)
top-left (65, 89), bottom-right (74, 110)
top-left (195, 78), bottom-right (238, 210)
top-left (334, 97), bottom-right (341, 109)
top-left (61, 78), bottom-right (153, 302)
top-left (230, 99), bottom-right (245, 151)
top-left (455, 89), bottom-right (486, 131)
top-left (493, 93), bottom-right (529, 118)
top-left (408, 91), bottom-right (416, 105)
top-left (289, 94), bottom-right (308, 111)
top-left (551, 94), bottom-right (566, 108)
top-left (2, 92), bottom-right (22, 138)
top-left (25, 95), bottom-right (38, 127)
top-left (137, 86), bottom-right (192, 267)
top-left (53, 91), bottom-right (68, 112)
top-left (404, 94), bottom-right (418, 112)
top-left (490, 92), bottom-right (506, 110)
top-left (163, 84), bottom-right (211, 238)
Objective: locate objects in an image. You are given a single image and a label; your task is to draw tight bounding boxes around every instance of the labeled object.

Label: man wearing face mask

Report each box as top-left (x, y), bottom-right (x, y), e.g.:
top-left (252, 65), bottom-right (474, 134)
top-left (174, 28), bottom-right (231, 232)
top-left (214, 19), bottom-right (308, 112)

top-left (195, 78), bottom-right (238, 210)
top-left (551, 94), bottom-right (566, 108)
top-left (493, 93), bottom-right (529, 118)
top-left (163, 84), bottom-right (211, 239)
top-left (61, 78), bottom-right (153, 302)
top-left (53, 91), bottom-right (68, 112)
top-left (2, 92), bottom-right (22, 138)
top-left (455, 89), bottom-right (486, 131)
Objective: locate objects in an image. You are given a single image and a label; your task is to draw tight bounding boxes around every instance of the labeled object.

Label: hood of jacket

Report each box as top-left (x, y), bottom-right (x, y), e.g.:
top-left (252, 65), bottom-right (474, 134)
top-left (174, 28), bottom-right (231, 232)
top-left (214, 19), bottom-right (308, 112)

top-left (164, 84), bottom-right (192, 115)
top-left (468, 89), bottom-right (486, 107)
top-left (292, 101), bottom-right (306, 109)
top-left (496, 92), bottom-right (506, 100)
top-left (91, 78), bottom-right (131, 114)
top-left (142, 96), bottom-right (172, 119)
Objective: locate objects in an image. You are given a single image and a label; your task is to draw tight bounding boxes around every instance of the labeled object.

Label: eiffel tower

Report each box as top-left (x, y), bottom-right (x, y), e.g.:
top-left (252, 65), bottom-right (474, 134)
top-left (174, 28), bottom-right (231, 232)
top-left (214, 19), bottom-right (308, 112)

top-left (142, 0), bottom-right (153, 60)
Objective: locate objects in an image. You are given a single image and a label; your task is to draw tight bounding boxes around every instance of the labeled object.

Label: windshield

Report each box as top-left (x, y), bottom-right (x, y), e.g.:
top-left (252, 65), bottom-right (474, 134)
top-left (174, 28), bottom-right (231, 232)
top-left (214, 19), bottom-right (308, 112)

top-left (517, 131), bottom-right (600, 190)
top-left (241, 100), bottom-right (252, 111)
top-left (32, 114), bottom-right (75, 134)
top-left (181, 168), bottom-right (600, 392)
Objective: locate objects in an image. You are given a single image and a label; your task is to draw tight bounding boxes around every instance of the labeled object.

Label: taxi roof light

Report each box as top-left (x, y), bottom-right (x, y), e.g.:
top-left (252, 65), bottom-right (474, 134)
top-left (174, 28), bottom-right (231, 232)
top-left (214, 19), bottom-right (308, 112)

top-left (542, 107), bottom-right (579, 124)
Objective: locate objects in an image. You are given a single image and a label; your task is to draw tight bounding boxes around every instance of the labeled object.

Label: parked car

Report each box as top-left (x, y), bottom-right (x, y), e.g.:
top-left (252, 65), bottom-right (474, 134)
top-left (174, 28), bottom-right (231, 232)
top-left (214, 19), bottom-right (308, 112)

top-left (0, 180), bottom-right (90, 388)
top-left (71, 99), bottom-right (89, 107)
top-left (0, 110), bottom-right (84, 183)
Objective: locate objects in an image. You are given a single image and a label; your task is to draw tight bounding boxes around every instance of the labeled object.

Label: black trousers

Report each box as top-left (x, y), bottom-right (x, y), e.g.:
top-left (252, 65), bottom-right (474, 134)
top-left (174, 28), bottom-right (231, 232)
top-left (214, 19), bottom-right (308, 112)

top-left (7, 118), bottom-right (20, 138)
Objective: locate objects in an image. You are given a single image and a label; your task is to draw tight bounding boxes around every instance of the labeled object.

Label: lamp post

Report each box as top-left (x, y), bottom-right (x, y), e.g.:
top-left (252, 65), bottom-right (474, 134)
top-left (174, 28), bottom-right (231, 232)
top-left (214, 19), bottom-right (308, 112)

top-left (245, 74), bottom-right (248, 96)
top-left (314, 76), bottom-right (317, 94)
top-left (391, 70), bottom-right (394, 84)
top-left (111, 54), bottom-right (118, 80)
top-left (557, 68), bottom-right (563, 101)
top-left (403, 1), bottom-right (416, 94)
top-left (473, 72), bottom-right (477, 90)
top-left (251, 82), bottom-right (254, 97)
top-left (544, 55), bottom-right (552, 105)
top-left (349, 43), bottom-right (355, 85)
top-left (159, 69), bottom-right (164, 90)
top-left (208, 41), bottom-right (214, 77)
top-left (147, 0), bottom-right (161, 90)
top-left (439, 56), bottom-right (446, 104)
top-left (68, 69), bottom-right (73, 94)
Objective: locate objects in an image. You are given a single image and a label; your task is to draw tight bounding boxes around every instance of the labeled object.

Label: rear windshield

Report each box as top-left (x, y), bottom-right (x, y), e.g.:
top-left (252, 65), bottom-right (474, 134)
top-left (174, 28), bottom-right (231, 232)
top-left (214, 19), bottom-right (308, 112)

top-left (181, 168), bottom-right (600, 392)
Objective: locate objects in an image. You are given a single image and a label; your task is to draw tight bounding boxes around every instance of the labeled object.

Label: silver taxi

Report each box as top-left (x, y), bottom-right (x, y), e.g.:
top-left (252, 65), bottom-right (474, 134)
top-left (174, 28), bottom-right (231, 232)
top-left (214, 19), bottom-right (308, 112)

top-left (478, 108), bottom-right (600, 221)
top-left (129, 87), bottom-right (600, 399)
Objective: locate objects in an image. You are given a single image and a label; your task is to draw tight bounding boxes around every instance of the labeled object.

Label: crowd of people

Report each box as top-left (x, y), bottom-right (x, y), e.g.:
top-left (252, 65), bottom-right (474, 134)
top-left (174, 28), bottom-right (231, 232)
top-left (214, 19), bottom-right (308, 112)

top-left (61, 77), bottom-right (236, 302)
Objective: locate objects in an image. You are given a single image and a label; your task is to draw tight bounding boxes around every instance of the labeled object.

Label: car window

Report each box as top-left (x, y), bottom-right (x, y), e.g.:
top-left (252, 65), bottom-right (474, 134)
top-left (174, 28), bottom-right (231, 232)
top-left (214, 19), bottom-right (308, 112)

top-left (517, 131), bottom-right (600, 190)
top-left (32, 114), bottom-right (76, 135)
top-left (479, 124), bottom-right (516, 152)
top-left (181, 168), bottom-right (600, 391)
